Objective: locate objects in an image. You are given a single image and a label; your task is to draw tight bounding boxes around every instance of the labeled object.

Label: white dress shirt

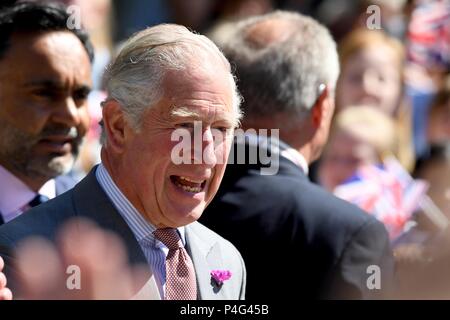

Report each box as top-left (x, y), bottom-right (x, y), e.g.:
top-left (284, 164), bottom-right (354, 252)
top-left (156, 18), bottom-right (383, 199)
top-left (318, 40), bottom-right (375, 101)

top-left (0, 165), bottom-right (55, 223)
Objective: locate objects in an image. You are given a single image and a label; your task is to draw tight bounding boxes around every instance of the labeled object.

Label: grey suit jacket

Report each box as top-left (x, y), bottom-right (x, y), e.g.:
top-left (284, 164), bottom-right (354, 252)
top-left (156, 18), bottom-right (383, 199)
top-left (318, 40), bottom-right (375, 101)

top-left (0, 167), bottom-right (246, 300)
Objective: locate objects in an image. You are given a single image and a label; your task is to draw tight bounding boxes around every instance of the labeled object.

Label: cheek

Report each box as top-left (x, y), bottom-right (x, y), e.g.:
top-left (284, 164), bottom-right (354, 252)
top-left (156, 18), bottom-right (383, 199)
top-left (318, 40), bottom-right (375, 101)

top-left (210, 140), bottom-right (231, 186)
top-left (214, 138), bottom-right (232, 164)
top-left (383, 85), bottom-right (401, 108)
top-left (125, 149), bottom-right (166, 205)
top-left (5, 102), bottom-right (50, 135)
top-left (22, 116), bottom-right (49, 136)
top-left (134, 134), bottom-right (176, 182)
top-left (207, 163), bottom-right (227, 199)
top-left (215, 162), bottom-right (227, 179)
top-left (377, 97), bottom-right (398, 116)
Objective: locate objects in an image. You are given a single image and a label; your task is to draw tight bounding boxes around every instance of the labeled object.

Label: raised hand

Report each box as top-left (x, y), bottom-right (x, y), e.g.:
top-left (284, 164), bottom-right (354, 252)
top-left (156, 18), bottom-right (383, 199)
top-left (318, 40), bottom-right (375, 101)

top-left (0, 256), bottom-right (13, 300)
top-left (11, 219), bottom-right (150, 300)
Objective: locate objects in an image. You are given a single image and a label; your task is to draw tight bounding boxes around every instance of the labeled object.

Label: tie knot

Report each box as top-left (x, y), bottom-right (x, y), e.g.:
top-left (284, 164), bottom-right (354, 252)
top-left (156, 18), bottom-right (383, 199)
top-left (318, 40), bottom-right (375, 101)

top-left (28, 194), bottom-right (50, 208)
top-left (153, 228), bottom-right (182, 250)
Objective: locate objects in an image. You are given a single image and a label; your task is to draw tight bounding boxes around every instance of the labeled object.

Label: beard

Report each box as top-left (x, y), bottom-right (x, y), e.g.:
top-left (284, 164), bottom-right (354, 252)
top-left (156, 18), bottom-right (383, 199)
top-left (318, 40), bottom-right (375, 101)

top-left (0, 119), bottom-right (83, 180)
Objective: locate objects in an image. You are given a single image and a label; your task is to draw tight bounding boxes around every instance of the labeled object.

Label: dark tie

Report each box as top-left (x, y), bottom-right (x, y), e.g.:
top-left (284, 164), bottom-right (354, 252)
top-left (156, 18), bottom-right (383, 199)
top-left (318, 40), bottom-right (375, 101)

top-left (28, 194), bottom-right (50, 208)
top-left (153, 228), bottom-right (197, 300)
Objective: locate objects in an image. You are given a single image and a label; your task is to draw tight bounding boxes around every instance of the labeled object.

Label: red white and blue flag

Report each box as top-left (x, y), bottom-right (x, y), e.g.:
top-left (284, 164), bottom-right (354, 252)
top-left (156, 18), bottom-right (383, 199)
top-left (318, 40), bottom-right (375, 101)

top-left (407, 0), bottom-right (450, 69)
top-left (334, 157), bottom-right (429, 240)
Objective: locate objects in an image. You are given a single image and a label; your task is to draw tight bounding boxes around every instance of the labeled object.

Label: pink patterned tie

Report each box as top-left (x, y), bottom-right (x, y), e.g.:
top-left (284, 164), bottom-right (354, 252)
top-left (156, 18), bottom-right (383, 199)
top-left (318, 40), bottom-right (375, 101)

top-left (153, 228), bottom-right (197, 300)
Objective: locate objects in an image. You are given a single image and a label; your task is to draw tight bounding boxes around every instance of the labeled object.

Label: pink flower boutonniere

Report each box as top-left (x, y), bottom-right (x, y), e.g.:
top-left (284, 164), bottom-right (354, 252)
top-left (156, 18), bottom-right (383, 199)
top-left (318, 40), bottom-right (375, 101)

top-left (210, 270), bottom-right (232, 287)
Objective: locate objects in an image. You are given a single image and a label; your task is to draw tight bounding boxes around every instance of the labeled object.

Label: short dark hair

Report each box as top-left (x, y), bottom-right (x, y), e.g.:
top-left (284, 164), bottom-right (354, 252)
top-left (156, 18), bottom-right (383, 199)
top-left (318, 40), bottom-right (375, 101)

top-left (0, 1), bottom-right (94, 62)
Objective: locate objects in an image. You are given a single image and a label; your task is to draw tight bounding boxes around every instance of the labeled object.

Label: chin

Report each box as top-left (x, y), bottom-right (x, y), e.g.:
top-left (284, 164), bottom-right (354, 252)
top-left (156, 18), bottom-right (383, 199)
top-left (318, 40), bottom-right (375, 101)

top-left (48, 156), bottom-right (74, 174)
top-left (25, 154), bottom-right (74, 179)
top-left (171, 205), bottom-right (205, 227)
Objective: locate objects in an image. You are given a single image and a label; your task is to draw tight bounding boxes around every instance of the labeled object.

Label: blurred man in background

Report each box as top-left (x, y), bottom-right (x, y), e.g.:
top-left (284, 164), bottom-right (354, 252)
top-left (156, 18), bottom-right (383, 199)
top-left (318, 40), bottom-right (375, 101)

top-left (0, 2), bottom-right (94, 225)
top-left (200, 10), bottom-right (394, 299)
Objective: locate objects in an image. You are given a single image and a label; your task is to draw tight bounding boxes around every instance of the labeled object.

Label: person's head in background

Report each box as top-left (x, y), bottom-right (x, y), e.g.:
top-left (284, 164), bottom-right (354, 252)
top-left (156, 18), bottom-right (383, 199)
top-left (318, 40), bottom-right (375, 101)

top-left (0, 1), bottom-right (94, 191)
top-left (42, 0), bottom-right (112, 89)
top-left (336, 28), bottom-right (416, 171)
top-left (319, 106), bottom-right (395, 192)
top-left (336, 28), bottom-right (405, 116)
top-left (49, 0), bottom-right (113, 177)
top-left (221, 10), bottom-right (340, 164)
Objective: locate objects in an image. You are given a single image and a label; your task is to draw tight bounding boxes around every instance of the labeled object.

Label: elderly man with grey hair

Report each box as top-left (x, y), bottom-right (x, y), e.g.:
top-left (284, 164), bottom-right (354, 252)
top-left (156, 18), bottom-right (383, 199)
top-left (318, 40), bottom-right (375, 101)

top-left (0, 23), bottom-right (246, 300)
top-left (200, 11), bottom-right (394, 299)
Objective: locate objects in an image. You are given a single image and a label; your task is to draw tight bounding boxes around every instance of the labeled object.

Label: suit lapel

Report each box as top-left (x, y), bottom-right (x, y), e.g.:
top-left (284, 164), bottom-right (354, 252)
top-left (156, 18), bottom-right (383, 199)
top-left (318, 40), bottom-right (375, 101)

top-left (185, 223), bottom-right (230, 300)
top-left (71, 167), bottom-right (160, 299)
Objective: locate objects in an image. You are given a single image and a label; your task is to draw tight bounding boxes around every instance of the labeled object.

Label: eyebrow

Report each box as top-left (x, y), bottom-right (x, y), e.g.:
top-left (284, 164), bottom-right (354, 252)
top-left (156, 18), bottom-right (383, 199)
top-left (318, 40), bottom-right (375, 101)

top-left (170, 107), bottom-right (240, 128)
top-left (23, 79), bottom-right (92, 92)
top-left (170, 107), bottom-right (203, 119)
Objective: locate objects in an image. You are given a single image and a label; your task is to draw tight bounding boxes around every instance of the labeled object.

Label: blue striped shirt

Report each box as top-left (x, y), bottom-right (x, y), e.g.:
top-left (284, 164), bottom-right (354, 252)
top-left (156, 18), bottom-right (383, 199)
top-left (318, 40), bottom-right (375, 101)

top-left (95, 163), bottom-right (186, 298)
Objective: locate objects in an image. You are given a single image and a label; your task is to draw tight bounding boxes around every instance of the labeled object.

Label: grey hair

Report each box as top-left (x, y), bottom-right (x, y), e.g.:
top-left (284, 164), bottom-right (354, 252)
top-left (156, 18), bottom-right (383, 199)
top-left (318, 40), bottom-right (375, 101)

top-left (103, 24), bottom-right (242, 132)
top-left (218, 11), bottom-right (339, 123)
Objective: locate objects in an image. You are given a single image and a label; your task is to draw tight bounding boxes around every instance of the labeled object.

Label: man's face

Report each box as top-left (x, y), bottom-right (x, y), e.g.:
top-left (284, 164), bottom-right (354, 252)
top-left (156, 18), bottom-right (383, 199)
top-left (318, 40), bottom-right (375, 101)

top-left (119, 65), bottom-right (236, 228)
top-left (0, 31), bottom-right (92, 180)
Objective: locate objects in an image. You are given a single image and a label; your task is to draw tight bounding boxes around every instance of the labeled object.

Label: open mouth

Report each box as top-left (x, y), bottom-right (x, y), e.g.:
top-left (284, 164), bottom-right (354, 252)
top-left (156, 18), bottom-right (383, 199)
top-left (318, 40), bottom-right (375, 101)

top-left (170, 175), bottom-right (207, 194)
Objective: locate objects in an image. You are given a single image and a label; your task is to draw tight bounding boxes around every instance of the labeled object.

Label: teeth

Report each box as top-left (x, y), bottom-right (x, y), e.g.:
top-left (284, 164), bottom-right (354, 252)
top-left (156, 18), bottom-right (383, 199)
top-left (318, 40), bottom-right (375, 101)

top-left (180, 176), bottom-right (205, 184)
top-left (174, 181), bottom-right (202, 193)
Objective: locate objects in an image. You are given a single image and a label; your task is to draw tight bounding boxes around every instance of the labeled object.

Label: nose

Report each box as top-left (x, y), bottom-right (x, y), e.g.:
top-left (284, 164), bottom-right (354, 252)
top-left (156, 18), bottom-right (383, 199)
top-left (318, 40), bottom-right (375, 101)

top-left (51, 96), bottom-right (82, 128)
top-left (201, 127), bottom-right (217, 168)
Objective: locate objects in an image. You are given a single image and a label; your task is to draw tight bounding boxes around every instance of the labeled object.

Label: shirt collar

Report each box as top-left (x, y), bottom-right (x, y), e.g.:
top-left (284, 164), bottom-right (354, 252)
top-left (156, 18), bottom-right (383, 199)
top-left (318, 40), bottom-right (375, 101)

top-left (0, 165), bottom-right (55, 219)
top-left (280, 147), bottom-right (309, 175)
top-left (243, 133), bottom-right (309, 174)
top-left (95, 163), bottom-right (186, 248)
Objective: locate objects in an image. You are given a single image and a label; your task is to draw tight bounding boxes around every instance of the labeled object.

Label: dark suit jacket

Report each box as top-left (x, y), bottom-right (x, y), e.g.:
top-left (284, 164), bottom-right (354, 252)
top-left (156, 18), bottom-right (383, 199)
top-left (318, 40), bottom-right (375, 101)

top-left (199, 136), bottom-right (394, 300)
top-left (0, 167), bottom-right (246, 299)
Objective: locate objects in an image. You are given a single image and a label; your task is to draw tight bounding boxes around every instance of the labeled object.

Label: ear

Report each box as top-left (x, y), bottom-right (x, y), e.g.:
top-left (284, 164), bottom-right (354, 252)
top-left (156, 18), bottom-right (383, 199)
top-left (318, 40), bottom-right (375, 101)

top-left (311, 85), bottom-right (330, 129)
top-left (101, 99), bottom-right (128, 153)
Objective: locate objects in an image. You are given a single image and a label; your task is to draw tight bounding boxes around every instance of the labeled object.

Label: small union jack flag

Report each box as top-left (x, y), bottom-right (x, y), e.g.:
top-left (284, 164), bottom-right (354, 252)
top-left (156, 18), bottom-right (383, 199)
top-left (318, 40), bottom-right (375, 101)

top-left (334, 157), bottom-right (429, 240)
